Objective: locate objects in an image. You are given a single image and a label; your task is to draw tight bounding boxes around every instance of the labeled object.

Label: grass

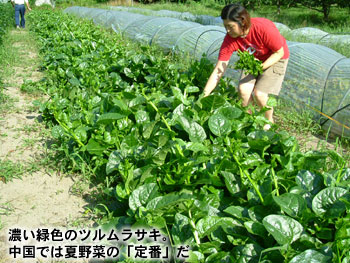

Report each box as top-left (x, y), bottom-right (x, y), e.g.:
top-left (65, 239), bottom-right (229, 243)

top-left (0, 91), bottom-right (15, 115)
top-left (20, 79), bottom-right (44, 95)
top-left (0, 27), bottom-right (43, 116)
top-left (0, 159), bottom-right (24, 183)
top-left (251, 4), bottom-right (350, 32)
top-left (274, 98), bottom-right (322, 135)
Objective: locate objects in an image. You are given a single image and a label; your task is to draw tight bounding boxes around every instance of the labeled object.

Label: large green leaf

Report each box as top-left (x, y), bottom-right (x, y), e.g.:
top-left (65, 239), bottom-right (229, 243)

top-left (177, 115), bottom-right (192, 132)
top-left (171, 213), bottom-right (194, 245)
top-left (146, 193), bottom-right (192, 211)
top-left (232, 243), bottom-right (263, 263)
top-left (296, 170), bottom-right (323, 195)
top-left (289, 249), bottom-right (331, 263)
top-left (97, 112), bottom-right (126, 124)
top-left (324, 168), bottom-right (350, 187)
top-left (112, 98), bottom-right (128, 111)
top-left (208, 113), bottom-right (231, 136)
top-left (221, 172), bottom-right (241, 196)
top-left (312, 187), bottom-right (349, 218)
top-left (86, 138), bottom-right (106, 156)
top-left (196, 217), bottom-right (240, 238)
top-left (248, 206), bottom-right (269, 222)
top-left (51, 125), bottom-right (65, 139)
top-left (186, 142), bottom-right (209, 153)
top-left (262, 215), bottom-right (303, 245)
top-left (152, 148), bottom-right (169, 166)
top-left (205, 252), bottom-right (233, 263)
top-left (187, 251), bottom-right (205, 263)
top-left (188, 122), bottom-right (207, 143)
top-left (335, 222), bottom-right (350, 249)
top-left (273, 193), bottom-right (307, 218)
top-left (172, 103), bottom-right (186, 121)
top-left (178, 116), bottom-right (207, 142)
top-left (69, 77), bottom-right (80, 86)
top-left (218, 106), bottom-right (242, 119)
top-left (120, 133), bottom-right (139, 155)
top-left (129, 95), bottom-right (146, 108)
top-left (74, 126), bottom-right (88, 143)
top-left (244, 221), bottom-right (267, 237)
top-left (143, 121), bottom-right (156, 139)
top-left (185, 86), bottom-right (200, 93)
top-left (172, 86), bottom-right (189, 105)
top-left (135, 110), bottom-right (150, 125)
top-left (106, 151), bottom-right (123, 175)
top-left (247, 130), bottom-right (278, 149)
top-left (129, 183), bottom-right (159, 212)
top-left (200, 95), bottom-right (227, 112)
top-left (224, 206), bottom-right (249, 220)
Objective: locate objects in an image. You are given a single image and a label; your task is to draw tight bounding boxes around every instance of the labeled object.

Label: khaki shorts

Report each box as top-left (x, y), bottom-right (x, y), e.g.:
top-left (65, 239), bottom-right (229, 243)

top-left (239, 59), bottom-right (289, 96)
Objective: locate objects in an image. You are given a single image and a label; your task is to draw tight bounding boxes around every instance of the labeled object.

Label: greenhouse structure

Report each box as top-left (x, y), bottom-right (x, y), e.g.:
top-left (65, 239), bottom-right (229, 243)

top-left (64, 7), bottom-right (350, 137)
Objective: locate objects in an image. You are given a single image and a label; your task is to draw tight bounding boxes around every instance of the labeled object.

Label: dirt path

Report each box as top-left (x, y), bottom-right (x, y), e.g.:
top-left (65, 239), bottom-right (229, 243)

top-left (0, 28), bottom-right (93, 262)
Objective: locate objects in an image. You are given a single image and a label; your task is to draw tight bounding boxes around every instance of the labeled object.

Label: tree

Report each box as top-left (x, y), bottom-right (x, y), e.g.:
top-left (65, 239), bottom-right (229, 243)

top-left (297, 0), bottom-right (348, 20)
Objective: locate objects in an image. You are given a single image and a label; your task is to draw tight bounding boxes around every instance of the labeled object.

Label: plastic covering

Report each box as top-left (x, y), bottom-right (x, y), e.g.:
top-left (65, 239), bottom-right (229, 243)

top-left (64, 7), bottom-right (350, 137)
top-left (109, 6), bottom-right (350, 47)
top-left (35, 0), bottom-right (54, 7)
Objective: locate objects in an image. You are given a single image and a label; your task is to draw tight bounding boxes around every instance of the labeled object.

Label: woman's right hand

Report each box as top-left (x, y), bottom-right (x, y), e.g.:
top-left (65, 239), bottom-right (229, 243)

top-left (203, 60), bottom-right (228, 97)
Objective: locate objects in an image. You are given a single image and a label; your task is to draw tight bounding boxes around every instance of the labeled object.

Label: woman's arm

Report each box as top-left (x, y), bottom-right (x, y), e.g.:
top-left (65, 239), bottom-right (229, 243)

top-left (203, 60), bottom-right (229, 97)
top-left (262, 47), bottom-right (284, 70)
top-left (25, 0), bottom-right (32, 11)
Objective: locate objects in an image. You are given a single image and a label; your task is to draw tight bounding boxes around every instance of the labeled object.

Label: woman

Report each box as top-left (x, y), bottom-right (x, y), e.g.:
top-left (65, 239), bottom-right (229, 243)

top-left (203, 3), bottom-right (289, 130)
top-left (11, 0), bottom-right (32, 29)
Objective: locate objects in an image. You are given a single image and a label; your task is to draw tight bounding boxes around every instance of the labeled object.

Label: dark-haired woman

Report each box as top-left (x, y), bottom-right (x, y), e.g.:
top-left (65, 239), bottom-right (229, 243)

top-left (203, 3), bottom-right (289, 130)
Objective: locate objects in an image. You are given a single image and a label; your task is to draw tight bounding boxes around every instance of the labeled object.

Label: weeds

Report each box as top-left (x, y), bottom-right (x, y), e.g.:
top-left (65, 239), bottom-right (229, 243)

top-left (0, 90), bottom-right (15, 115)
top-left (274, 97), bottom-right (322, 135)
top-left (0, 159), bottom-right (24, 183)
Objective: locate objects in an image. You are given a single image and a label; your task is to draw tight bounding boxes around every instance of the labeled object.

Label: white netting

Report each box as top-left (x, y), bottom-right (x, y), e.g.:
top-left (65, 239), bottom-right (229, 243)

top-left (35, 0), bottom-right (54, 6)
top-left (109, 6), bottom-right (350, 49)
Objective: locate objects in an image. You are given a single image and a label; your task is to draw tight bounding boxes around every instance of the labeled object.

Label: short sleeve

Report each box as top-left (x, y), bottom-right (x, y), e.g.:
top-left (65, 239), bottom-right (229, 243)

top-left (218, 34), bottom-right (236, 61)
top-left (262, 23), bottom-right (284, 52)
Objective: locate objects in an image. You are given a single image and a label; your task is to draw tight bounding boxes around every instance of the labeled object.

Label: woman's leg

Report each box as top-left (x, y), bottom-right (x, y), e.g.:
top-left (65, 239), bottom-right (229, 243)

top-left (14, 5), bottom-right (20, 28)
top-left (238, 74), bottom-right (256, 112)
top-left (239, 82), bottom-right (254, 107)
top-left (254, 89), bottom-right (273, 123)
top-left (253, 59), bottom-right (289, 130)
top-left (20, 5), bottom-right (25, 28)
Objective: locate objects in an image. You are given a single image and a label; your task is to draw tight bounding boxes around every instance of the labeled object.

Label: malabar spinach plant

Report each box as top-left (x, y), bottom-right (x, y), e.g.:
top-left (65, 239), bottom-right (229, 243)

top-left (235, 50), bottom-right (263, 77)
top-left (26, 9), bottom-right (350, 263)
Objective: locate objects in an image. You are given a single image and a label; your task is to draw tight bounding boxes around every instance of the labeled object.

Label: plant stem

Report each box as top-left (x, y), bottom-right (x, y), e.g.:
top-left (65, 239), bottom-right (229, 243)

top-left (271, 166), bottom-right (279, 196)
top-left (55, 116), bottom-right (84, 147)
top-left (142, 91), bottom-right (185, 157)
top-left (233, 155), bottom-right (264, 204)
top-left (164, 222), bottom-right (174, 247)
top-left (188, 209), bottom-right (201, 246)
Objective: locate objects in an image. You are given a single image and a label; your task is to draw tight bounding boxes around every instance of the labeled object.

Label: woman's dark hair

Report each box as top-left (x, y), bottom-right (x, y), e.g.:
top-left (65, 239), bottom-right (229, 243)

top-left (221, 3), bottom-right (251, 32)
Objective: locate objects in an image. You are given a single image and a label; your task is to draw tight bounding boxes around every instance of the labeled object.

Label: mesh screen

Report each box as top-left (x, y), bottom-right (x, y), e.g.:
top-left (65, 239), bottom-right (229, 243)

top-left (109, 6), bottom-right (350, 48)
top-left (64, 7), bottom-right (350, 137)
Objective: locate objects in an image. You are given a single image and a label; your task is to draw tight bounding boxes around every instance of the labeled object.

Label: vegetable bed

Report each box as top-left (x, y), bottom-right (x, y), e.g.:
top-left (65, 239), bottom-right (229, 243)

top-left (27, 9), bottom-right (350, 263)
top-left (0, 3), bottom-right (14, 88)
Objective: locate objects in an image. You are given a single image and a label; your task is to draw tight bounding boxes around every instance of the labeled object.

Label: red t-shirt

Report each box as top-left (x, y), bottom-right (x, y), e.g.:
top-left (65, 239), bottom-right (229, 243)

top-left (218, 17), bottom-right (289, 62)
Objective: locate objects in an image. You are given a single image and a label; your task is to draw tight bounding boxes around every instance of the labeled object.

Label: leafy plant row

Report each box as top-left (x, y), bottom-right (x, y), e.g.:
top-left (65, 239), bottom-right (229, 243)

top-left (0, 3), bottom-right (14, 89)
top-left (0, 3), bottom-right (12, 44)
top-left (27, 9), bottom-right (350, 263)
